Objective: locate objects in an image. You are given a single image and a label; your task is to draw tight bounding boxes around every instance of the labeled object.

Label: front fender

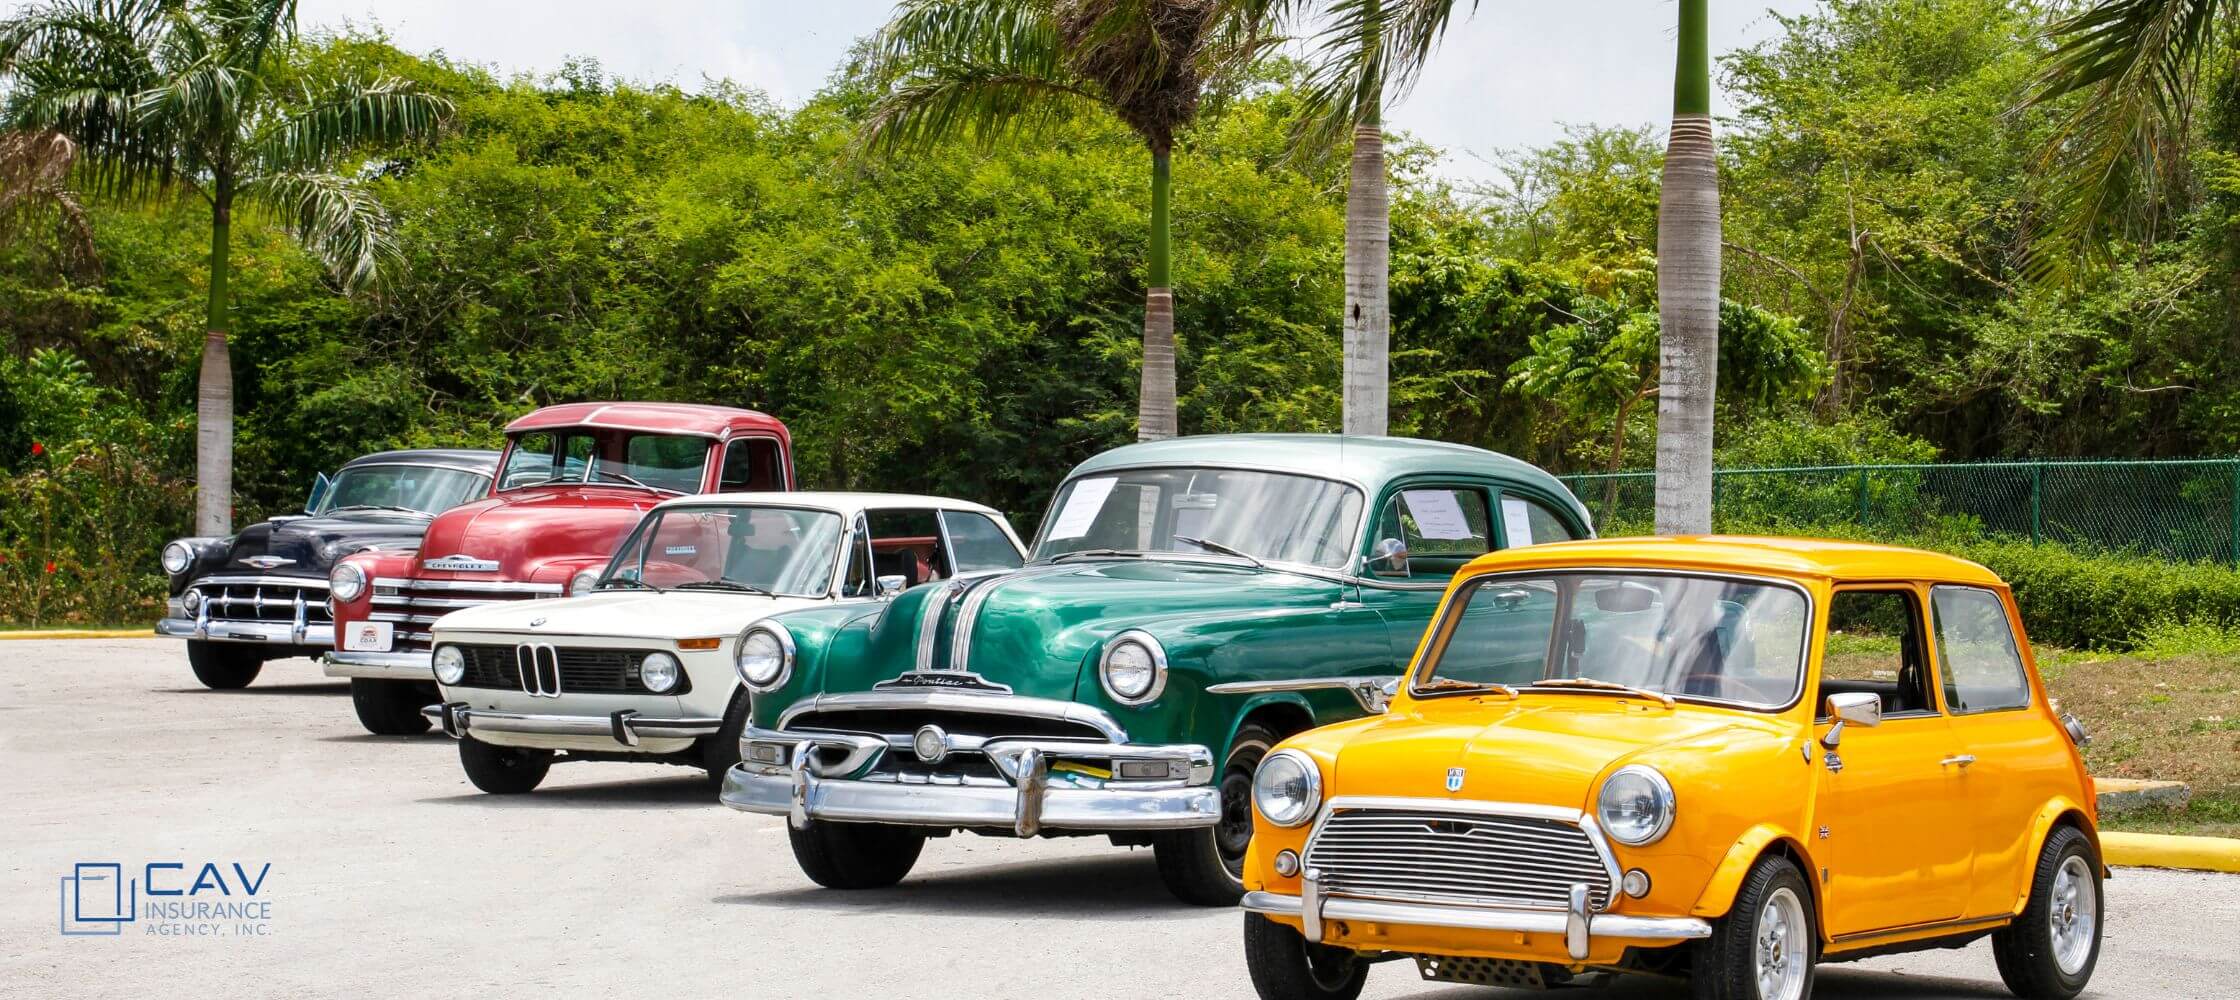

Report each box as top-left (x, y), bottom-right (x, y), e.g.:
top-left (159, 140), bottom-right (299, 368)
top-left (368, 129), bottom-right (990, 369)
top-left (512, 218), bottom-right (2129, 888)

top-left (1691, 823), bottom-right (1820, 920)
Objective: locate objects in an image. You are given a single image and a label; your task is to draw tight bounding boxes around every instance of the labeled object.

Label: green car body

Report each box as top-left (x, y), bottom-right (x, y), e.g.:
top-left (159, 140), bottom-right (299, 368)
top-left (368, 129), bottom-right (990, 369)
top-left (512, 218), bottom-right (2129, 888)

top-left (721, 434), bottom-right (1592, 902)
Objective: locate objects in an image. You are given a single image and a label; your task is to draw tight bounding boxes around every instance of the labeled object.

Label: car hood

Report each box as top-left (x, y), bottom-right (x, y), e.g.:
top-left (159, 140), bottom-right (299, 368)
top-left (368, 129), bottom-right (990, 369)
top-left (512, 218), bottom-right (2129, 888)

top-left (434, 589), bottom-right (828, 641)
top-left (411, 486), bottom-right (660, 580)
top-left (218, 512), bottom-right (434, 578)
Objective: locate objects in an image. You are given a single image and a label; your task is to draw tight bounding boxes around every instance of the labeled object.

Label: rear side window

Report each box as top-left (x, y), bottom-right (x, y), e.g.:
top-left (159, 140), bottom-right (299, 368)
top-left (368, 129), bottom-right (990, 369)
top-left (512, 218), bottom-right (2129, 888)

top-left (943, 511), bottom-right (1023, 574)
top-left (1500, 493), bottom-right (1580, 547)
top-left (1930, 587), bottom-right (2032, 714)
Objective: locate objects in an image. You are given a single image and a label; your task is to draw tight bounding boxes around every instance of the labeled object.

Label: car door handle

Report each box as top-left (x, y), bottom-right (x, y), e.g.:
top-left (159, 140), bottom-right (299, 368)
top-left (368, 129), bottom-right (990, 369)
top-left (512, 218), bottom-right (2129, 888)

top-left (1940, 754), bottom-right (1976, 768)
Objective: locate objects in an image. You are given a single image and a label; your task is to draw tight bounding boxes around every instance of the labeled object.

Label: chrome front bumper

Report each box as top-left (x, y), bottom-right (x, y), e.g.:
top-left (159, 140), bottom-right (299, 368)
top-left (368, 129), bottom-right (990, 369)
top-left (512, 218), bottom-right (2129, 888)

top-left (321, 650), bottom-right (433, 680)
top-left (1242, 875), bottom-right (1713, 962)
top-left (719, 725), bottom-right (1220, 836)
top-left (424, 701), bottom-right (723, 747)
top-left (156, 616), bottom-right (332, 647)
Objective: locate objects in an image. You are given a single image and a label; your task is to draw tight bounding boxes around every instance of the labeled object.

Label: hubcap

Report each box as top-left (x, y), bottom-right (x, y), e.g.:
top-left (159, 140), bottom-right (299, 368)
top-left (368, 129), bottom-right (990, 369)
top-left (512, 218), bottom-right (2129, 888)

top-left (1754, 886), bottom-right (1809, 1000)
top-left (2050, 855), bottom-right (2097, 976)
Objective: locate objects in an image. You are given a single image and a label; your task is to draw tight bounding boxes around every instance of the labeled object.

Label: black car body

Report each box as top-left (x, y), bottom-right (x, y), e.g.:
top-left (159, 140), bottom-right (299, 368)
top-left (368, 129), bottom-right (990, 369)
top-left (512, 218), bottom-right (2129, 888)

top-left (155, 449), bottom-right (499, 688)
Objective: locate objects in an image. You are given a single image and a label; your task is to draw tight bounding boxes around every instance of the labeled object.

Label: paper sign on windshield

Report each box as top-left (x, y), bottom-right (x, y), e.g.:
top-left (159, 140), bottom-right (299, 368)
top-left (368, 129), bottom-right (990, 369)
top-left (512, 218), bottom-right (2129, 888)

top-left (1501, 496), bottom-right (1535, 547)
top-left (1045, 476), bottom-right (1120, 540)
top-left (1403, 489), bottom-right (1476, 541)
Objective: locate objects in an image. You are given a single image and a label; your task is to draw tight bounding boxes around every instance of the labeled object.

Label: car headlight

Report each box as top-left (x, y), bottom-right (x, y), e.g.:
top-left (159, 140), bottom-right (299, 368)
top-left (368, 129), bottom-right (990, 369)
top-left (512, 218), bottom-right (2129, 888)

top-left (329, 562), bottom-right (367, 603)
top-left (1597, 765), bottom-right (1676, 846)
top-left (640, 651), bottom-right (681, 694)
top-left (432, 645), bottom-right (466, 685)
top-left (1098, 630), bottom-right (1166, 705)
top-left (734, 624), bottom-right (793, 691)
top-left (162, 541), bottom-right (195, 576)
top-left (568, 568), bottom-right (601, 596)
top-left (180, 588), bottom-right (203, 614)
top-left (1253, 749), bottom-right (1321, 828)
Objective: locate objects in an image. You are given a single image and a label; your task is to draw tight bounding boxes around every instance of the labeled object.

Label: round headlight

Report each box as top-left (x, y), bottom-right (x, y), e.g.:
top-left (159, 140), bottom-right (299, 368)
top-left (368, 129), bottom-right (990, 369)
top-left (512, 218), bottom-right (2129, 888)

top-left (639, 651), bottom-right (682, 693)
top-left (568, 568), bottom-right (601, 596)
top-left (162, 541), bottom-right (195, 575)
top-left (1252, 749), bottom-right (1321, 828)
top-left (329, 562), bottom-right (367, 603)
top-left (734, 625), bottom-right (793, 691)
top-left (180, 588), bottom-right (203, 613)
top-left (1597, 765), bottom-right (1676, 846)
top-left (1098, 631), bottom-right (1166, 705)
top-left (432, 645), bottom-right (466, 685)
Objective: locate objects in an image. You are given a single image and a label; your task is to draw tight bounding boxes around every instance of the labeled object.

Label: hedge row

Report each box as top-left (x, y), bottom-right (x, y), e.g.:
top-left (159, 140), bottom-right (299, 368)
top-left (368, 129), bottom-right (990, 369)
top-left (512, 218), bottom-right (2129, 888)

top-left (1953, 538), bottom-right (2240, 651)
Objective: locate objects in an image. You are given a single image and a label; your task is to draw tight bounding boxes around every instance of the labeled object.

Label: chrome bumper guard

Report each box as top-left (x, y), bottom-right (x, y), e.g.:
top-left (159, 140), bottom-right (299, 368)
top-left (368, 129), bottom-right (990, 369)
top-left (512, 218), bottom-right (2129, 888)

top-left (320, 650), bottom-right (434, 680)
top-left (719, 725), bottom-right (1220, 836)
top-left (1242, 873), bottom-right (1712, 962)
top-left (424, 701), bottom-right (723, 747)
top-left (156, 616), bottom-right (332, 647)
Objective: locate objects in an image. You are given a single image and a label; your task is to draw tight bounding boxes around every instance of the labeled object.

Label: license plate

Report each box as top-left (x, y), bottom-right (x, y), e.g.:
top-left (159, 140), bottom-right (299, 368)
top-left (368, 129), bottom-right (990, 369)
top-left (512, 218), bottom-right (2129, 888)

top-left (342, 621), bottom-right (393, 652)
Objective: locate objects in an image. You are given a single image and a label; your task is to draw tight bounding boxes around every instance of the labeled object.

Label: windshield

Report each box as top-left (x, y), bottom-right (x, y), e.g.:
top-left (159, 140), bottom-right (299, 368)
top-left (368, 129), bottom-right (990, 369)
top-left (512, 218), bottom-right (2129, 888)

top-left (315, 465), bottom-right (487, 516)
top-left (600, 505), bottom-right (844, 597)
top-left (1032, 467), bottom-right (1364, 569)
top-left (1416, 571), bottom-right (1811, 709)
top-left (497, 429), bottom-right (708, 494)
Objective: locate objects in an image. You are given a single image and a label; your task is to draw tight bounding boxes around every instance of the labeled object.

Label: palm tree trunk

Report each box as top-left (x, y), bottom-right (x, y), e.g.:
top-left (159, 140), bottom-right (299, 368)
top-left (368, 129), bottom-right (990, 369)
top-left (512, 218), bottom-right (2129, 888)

top-left (196, 188), bottom-right (235, 536)
top-left (1653, 0), bottom-right (1719, 535)
top-left (1139, 143), bottom-right (1178, 441)
top-left (1343, 121), bottom-right (1390, 437)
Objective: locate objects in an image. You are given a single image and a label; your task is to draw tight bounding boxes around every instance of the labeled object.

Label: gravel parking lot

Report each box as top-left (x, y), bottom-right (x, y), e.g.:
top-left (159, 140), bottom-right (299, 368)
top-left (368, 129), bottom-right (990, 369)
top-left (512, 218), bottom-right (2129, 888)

top-left (6, 638), bottom-right (2239, 999)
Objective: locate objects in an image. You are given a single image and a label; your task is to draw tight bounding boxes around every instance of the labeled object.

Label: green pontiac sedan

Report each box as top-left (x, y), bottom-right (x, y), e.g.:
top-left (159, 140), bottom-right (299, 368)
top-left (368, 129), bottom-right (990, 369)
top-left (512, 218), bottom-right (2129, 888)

top-left (719, 434), bottom-right (1592, 903)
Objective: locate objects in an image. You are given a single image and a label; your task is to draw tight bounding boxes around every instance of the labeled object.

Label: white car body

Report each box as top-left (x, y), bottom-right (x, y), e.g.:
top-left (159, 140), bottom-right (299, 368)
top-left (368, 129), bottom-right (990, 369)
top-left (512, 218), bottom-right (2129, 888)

top-left (423, 492), bottom-right (1025, 760)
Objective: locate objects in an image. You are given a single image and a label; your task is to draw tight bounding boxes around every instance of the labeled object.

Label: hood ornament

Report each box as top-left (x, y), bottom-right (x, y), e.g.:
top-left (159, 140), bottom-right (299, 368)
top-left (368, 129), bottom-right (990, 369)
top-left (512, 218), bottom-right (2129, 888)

top-left (241, 555), bottom-right (294, 570)
top-left (528, 616), bottom-right (548, 628)
top-left (423, 553), bottom-right (500, 572)
top-left (874, 670), bottom-right (1014, 695)
top-left (1445, 767), bottom-right (1466, 793)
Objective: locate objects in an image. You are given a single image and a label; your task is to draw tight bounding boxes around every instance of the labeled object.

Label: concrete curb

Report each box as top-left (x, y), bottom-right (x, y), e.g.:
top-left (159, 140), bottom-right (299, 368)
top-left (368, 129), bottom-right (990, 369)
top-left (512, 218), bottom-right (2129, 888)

top-left (2103, 832), bottom-right (2240, 873)
top-left (0, 629), bottom-right (151, 640)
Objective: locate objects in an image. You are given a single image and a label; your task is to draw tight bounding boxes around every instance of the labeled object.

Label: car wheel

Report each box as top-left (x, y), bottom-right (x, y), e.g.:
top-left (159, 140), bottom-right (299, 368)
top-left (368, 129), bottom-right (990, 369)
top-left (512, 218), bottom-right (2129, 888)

top-left (1242, 912), bottom-right (1368, 1000)
top-left (701, 689), bottom-right (750, 789)
top-left (349, 678), bottom-right (433, 735)
top-left (457, 735), bottom-right (552, 794)
top-left (186, 641), bottom-right (263, 689)
top-left (1992, 825), bottom-right (2101, 999)
top-left (786, 819), bottom-right (925, 890)
top-left (1692, 854), bottom-right (1816, 1000)
top-left (1153, 722), bottom-right (1275, 906)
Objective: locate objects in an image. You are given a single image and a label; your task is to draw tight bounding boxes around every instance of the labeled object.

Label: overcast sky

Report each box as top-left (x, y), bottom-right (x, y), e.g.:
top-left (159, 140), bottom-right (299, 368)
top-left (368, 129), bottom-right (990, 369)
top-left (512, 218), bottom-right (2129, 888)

top-left (11, 1), bottom-right (1826, 184)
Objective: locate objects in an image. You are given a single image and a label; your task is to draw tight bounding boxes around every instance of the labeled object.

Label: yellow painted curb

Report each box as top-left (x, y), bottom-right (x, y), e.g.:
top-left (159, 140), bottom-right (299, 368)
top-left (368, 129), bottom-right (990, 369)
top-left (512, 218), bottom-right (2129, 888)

top-left (2103, 831), bottom-right (2240, 873)
top-left (0, 629), bottom-right (152, 640)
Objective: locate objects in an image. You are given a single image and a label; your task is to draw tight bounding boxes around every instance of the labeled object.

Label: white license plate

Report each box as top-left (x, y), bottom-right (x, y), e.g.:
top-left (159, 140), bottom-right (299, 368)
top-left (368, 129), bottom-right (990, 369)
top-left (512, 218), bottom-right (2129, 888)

top-left (342, 621), bottom-right (394, 652)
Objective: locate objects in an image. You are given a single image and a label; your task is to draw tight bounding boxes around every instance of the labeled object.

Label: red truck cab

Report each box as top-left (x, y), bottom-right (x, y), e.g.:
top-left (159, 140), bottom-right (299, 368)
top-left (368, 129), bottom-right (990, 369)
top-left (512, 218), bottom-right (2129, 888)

top-left (322, 402), bottom-right (793, 734)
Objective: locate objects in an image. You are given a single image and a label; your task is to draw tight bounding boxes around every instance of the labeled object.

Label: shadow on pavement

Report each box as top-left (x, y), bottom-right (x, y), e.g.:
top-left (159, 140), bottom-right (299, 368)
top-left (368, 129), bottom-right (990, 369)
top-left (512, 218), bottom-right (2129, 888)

top-left (416, 773), bottom-right (721, 810)
top-left (718, 852), bottom-right (1205, 922)
top-left (1381, 963), bottom-right (2015, 1000)
top-left (316, 732), bottom-right (449, 744)
top-left (151, 682), bottom-right (349, 696)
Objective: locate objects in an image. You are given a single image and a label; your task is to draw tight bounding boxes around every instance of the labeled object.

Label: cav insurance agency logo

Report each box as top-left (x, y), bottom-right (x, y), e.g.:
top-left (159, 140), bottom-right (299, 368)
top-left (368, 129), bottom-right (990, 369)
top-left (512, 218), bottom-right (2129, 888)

top-left (59, 860), bottom-right (274, 937)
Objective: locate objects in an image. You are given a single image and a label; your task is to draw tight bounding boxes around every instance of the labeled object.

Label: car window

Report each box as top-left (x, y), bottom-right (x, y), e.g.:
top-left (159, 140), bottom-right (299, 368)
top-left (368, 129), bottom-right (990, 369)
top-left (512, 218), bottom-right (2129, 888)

top-left (867, 509), bottom-right (947, 587)
top-left (1932, 586), bottom-right (2033, 714)
top-left (943, 510), bottom-right (1023, 574)
top-left (1034, 467), bottom-right (1363, 569)
top-left (317, 465), bottom-right (487, 515)
top-left (613, 434), bottom-right (708, 494)
top-left (498, 432), bottom-right (593, 490)
top-left (1499, 493), bottom-right (1579, 547)
top-left (719, 438), bottom-right (784, 491)
top-left (1368, 487), bottom-right (1491, 582)
top-left (603, 505), bottom-right (843, 597)
top-left (1820, 590), bottom-right (1935, 716)
top-left (1436, 580), bottom-right (1559, 686)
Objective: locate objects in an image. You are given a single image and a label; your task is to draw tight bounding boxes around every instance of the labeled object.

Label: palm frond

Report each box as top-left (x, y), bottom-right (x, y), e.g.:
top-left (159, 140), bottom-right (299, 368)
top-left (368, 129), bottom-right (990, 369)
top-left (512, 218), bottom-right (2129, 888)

top-left (246, 76), bottom-right (450, 172)
top-left (239, 169), bottom-right (392, 288)
top-left (862, 0), bottom-right (1064, 84)
top-left (1289, 0), bottom-right (1473, 154)
top-left (0, 129), bottom-right (99, 269)
top-left (858, 60), bottom-right (1103, 155)
top-left (2023, 0), bottom-right (2231, 281)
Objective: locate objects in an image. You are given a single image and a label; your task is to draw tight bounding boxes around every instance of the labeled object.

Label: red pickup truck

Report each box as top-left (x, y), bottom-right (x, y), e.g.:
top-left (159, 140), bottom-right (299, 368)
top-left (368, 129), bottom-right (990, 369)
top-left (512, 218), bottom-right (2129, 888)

top-left (322, 402), bottom-right (794, 734)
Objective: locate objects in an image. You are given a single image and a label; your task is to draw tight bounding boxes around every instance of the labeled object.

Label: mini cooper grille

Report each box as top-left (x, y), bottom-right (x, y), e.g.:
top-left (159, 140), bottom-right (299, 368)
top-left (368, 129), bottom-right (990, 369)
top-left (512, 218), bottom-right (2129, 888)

top-left (192, 580), bottom-right (332, 626)
top-left (449, 644), bottom-right (681, 695)
top-left (1303, 805), bottom-right (1614, 911)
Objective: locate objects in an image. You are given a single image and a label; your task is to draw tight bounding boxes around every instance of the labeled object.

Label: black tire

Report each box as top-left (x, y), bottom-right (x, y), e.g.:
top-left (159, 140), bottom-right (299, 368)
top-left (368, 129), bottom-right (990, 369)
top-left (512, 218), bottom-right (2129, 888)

top-left (1242, 912), bottom-right (1368, 1000)
top-left (350, 678), bottom-right (433, 735)
top-left (1153, 722), bottom-right (1276, 906)
top-left (458, 735), bottom-right (552, 794)
top-left (1692, 855), bottom-right (1818, 1000)
top-left (186, 641), bottom-right (263, 689)
top-left (786, 819), bottom-right (926, 890)
top-left (1993, 825), bottom-right (2102, 999)
top-left (701, 689), bottom-right (750, 788)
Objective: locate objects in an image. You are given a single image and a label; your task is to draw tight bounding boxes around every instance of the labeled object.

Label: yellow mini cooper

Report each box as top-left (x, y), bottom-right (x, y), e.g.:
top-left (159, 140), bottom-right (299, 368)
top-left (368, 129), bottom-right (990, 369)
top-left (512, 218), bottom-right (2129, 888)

top-left (1238, 537), bottom-right (2100, 1000)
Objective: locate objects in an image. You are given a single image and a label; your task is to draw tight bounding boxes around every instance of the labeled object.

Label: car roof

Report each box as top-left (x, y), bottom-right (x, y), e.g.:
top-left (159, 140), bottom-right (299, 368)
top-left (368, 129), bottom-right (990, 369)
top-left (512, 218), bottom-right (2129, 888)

top-left (1461, 535), bottom-right (2005, 587)
top-left (503, 402), bottom-right (788, 439)
top-left (1067, 433), bottom-right (1588, 514)
top-left (340, 448), bottom-right (500, 473)
top-left (648, 491), bottom-right (1005, 518)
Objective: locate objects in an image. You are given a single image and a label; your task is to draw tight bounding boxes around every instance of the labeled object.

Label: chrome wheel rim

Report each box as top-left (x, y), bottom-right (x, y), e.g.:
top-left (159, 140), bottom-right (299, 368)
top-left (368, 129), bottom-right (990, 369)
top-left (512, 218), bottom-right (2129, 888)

top-left (2051, 855), bottom-right (2097, 976)
top-left (1755, 886), bottom-right (1809, 1000)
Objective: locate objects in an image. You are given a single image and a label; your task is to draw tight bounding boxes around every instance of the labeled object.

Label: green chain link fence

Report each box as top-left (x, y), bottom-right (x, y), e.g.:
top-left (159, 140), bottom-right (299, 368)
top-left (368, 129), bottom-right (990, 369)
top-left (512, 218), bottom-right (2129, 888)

top-left (1559, 459), bottom-right (2240, 565)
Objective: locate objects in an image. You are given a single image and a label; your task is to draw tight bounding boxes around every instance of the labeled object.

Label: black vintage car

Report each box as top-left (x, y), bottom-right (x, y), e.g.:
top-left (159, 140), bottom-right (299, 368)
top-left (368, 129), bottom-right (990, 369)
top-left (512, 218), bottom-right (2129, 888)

top-left (155, 449), bottom-right (498, 690)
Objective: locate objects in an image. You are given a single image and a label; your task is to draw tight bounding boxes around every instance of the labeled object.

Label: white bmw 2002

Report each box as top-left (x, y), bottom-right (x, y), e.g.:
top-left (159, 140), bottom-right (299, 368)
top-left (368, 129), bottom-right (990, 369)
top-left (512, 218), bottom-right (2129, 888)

top-left (421, 492), bottom-right (1028, 793)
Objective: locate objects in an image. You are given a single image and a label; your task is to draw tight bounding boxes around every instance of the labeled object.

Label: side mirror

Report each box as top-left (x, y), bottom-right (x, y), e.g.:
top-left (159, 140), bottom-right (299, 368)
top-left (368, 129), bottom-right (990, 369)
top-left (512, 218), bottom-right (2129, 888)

top-left (1821, 691), bottom-right (1883, 748)
top-left (876, 574), bottom-right (907, 599)
top-left (1368, 537), bottom-right (1409, 577)
top-left (305, 471), bottom-right (333, 515)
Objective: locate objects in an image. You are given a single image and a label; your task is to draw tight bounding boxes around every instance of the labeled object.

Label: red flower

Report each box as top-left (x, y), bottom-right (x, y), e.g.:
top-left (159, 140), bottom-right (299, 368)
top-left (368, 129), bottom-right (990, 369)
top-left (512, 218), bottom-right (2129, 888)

top-left (29, 441), bottom-right (43, 457)
top-left (44, 561), bottom-right (57, 574)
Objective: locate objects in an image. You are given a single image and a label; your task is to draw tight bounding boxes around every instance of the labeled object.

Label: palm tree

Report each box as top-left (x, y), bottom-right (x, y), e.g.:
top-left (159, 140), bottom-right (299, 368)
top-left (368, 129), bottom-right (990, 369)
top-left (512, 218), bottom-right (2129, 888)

top-left (857, 0), bottom-right (1278, 441)
top-left (1287, 0), bottom-right (1474, 437)
top-left (0, 0), bottom-right (450, 535)
top-left (1653, 0), bottom-right (1719, 535)
top-left (2024, 0), bottom-right (2228, 279)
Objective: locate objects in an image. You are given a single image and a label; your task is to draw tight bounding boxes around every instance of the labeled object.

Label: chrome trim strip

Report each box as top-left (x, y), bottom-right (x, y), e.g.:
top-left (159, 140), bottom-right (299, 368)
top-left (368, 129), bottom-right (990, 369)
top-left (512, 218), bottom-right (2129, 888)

top-left (187, 574), bottom-right (331, 589)
top-left (371, 577), bottom-right (563, 594)
top-left (913, 579), bottom-right (960, 672)
top-left (157, 617), bottom-right (333, 646)
top-left (720, 743), bottom-right (1221, 833)
top-left (949, 576), bottom-right (1001, 671)
top-left (1207, 675), bottom-right (1401, 714)
top-left (776, 689), bottom-right (1131, 743)
top-left (321, 650), bottom-right (434, 679)
top-left (422, 702), bottom-right (720, 744)
top-left (1239, 891), bottom-right (1713, 945)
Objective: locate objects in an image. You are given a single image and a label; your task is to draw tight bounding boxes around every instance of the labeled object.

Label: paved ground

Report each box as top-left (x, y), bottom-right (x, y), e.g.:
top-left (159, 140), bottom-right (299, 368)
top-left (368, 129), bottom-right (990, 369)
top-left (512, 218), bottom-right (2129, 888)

top-left (6, 638), bottom-right (2238, 999)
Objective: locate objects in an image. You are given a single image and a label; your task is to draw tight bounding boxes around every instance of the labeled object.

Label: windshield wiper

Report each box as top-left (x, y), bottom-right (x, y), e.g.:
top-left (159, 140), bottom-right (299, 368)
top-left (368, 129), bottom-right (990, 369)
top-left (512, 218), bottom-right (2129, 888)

top-left (1172, 535), bottom-right (1264, 569)
top-left (1047, 548), bottom-right (1142, 563)
top-left (672, 580), bottom-right (775, 597)
top-left (589, 468), bottom-right (684, 494)
top-left (599, 577), bottom-right (661, 592)
top-left (1530, 677), bottom-right (1675, 708)
top-left (1414, 676), bottom-right (1519, 699)
top-left (326, 504), bottom-right (431, 516)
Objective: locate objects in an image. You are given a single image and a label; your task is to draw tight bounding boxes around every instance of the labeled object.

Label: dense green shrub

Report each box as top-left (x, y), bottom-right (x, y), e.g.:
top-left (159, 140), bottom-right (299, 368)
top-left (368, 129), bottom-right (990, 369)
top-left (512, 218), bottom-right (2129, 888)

top-left (1952, 538), bottom-right (2240, 651)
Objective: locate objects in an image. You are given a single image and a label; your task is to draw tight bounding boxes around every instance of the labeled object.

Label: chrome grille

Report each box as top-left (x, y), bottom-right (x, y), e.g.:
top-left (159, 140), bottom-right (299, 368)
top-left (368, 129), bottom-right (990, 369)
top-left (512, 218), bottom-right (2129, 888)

top-left (449, 643), bottom-right (676, 695)
top-left (367, 577), bottom-right (560, 651)
top-left (192, 578), bottom-right (331, 626)
top-left (1303, 801), bottom-right (1615, 911)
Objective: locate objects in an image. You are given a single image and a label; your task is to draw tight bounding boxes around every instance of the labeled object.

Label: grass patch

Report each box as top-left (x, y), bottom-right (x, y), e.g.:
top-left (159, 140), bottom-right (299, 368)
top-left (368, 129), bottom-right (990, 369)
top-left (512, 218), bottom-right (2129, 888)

top-left (2100, 792), bottom-right (2240, 840)
top-left (2131, 618), bottom-right (2240, 661)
